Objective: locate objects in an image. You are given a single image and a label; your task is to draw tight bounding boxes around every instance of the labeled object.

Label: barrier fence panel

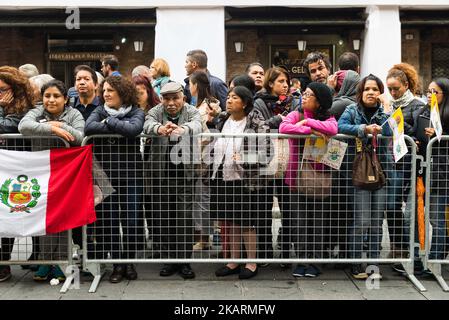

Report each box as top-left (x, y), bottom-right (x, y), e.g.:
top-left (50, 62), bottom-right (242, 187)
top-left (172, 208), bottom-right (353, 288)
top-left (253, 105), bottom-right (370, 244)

top-left (424, 135), bottom-right (449, 291)
top-left (0, 134), bottom-right (74, 293)
top-left (82, 133), bottom-right (425, 293)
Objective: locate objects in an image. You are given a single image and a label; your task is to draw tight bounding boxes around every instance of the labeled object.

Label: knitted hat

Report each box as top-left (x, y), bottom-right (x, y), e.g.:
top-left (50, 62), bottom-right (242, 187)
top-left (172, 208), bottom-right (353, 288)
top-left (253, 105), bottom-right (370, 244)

top-left (307, 82), bottom-right (333, 110)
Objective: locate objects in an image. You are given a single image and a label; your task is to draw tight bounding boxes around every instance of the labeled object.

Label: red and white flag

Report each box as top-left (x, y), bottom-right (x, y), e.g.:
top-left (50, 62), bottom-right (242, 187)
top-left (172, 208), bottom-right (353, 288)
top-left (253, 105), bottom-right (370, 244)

top-left (0, 145), bottom-right (96, 237)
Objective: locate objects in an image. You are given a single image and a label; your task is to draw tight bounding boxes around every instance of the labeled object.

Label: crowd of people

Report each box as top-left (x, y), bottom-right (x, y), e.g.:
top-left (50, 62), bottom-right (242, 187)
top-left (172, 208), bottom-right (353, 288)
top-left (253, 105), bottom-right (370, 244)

top-left (0, 48), bottom-right (448, 285)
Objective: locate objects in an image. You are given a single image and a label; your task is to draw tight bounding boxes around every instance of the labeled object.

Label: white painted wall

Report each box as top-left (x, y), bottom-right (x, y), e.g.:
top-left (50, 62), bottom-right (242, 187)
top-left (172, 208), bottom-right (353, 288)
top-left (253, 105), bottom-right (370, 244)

top-left (360, 5), bottom-right (402, 85)
top-left (154, 7), bottom-right (226, 84)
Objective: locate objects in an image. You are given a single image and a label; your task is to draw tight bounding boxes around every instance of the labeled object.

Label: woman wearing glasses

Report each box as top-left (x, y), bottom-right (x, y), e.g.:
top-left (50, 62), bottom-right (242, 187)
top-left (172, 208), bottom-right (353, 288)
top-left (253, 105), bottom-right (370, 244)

top-left (0, 66), bottom-right (36, 282)
top-left (414, 78), bottom-right (449, 265)
top-left (279, 82), bottom-right (338, 278)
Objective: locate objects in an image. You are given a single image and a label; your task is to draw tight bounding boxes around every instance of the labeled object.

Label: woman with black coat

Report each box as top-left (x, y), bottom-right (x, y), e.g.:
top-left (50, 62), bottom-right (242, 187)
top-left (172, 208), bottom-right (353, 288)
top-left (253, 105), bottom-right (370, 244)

top-left (85, 76), bottom-right (145, 283)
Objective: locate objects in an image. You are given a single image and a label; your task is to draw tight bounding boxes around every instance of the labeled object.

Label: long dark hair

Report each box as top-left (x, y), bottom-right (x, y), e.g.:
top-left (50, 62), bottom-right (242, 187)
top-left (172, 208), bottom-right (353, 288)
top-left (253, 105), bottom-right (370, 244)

top-left (356, 74), bottom-right (384, 107)
top-left (132, 75), bottom-right (160, 112)
top-left (432, 77), bottom-right (449, 130)
top-left (189, 70), bottom-right (215, 107)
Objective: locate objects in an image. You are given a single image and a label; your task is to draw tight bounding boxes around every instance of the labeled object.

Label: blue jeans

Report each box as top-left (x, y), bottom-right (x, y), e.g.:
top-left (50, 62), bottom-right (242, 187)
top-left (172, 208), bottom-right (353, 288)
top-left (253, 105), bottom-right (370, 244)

top-left (429, 191), bottom-right (449, 260)
top-left (350, 188), bottom-right (387, 259)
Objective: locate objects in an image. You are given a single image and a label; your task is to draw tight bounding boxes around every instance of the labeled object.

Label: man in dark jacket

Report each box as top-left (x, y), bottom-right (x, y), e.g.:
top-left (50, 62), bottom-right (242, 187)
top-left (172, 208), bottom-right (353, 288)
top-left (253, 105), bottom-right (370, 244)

top-left (183, 49), bottom-right (227, 110)
top-left (144, 82), bottom-right (202, 279)
top-left (72, 65), bottom-right (101, 121)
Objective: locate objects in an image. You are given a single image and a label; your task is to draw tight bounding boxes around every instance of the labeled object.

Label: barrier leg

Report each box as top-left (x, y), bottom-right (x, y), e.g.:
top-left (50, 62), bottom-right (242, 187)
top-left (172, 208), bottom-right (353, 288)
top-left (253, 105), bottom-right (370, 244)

top-left (401, 261), bottom-right (427, 292)
top-left (428, 262), bottom-right (449, 292)
top-left (86, 262), bottom-right (105, 293)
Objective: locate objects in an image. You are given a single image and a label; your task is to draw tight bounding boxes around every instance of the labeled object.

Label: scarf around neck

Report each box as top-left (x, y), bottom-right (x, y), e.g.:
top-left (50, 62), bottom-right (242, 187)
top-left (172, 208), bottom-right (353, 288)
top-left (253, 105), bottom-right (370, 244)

top-left (391, 89), bottom-right (415, 110)
top-left (104, 104), bottom-right (132, 118)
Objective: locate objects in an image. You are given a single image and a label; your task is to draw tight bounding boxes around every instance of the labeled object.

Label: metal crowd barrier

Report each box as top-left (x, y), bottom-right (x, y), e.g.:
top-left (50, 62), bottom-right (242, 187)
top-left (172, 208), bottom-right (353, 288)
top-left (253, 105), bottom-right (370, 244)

top-left (424, 135), bottom-right (449, 291)
top-left (81, 133), bottom-right (426, 293)
top-left (0, 134), bottom-right (74, 293)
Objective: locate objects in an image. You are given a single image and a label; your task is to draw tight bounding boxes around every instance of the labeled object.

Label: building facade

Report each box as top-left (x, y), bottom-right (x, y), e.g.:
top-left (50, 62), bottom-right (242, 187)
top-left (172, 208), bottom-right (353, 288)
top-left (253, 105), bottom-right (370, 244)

top-left (1, 1), bottom-right (448, 89)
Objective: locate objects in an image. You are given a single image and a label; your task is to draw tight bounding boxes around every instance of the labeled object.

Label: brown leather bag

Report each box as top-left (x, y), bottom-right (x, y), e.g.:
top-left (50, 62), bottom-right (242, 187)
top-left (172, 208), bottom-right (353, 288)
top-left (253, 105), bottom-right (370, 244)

top-left (352, 134), bottom-right (386, 191)
top-left (297, 160), bottom-right (332, 199)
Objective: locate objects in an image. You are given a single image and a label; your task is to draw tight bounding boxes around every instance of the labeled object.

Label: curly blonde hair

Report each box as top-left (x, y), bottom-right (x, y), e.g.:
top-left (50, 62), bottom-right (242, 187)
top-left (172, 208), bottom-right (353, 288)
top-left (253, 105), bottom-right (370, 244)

top-left (0, 66), bottom-right (36, 115)
top-left (387, 62), bottom-right (420, 95)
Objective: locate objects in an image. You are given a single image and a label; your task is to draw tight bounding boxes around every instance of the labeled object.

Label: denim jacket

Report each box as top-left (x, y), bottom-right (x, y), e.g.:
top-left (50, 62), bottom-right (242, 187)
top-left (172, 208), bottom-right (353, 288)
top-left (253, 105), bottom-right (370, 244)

top-left (338, 102), bottom-right (392, 141)
top-left (338, 102), bottom-right (393, 169)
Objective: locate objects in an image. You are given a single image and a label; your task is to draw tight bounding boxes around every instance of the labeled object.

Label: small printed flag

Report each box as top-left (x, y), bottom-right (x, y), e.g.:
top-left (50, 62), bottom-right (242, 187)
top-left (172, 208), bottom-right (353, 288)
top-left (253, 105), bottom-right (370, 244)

top-left (430, 92), bottom-right (443, 141)
top-left (0, 145), bottom-right (96, 237)
top-left (387, 107), bottom-right (408, 162)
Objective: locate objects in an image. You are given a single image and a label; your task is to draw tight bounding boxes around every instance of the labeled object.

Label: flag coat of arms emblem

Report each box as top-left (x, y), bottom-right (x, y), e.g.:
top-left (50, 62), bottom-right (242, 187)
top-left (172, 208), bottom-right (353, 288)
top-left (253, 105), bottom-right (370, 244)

top-left (0, 145), bottom-right (96, 237)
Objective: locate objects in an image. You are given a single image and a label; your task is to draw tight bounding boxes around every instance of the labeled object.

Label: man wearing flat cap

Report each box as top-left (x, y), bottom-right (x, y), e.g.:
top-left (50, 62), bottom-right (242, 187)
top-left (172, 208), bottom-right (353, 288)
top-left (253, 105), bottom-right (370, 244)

top-left (144, 82), bottom-right (202, 279)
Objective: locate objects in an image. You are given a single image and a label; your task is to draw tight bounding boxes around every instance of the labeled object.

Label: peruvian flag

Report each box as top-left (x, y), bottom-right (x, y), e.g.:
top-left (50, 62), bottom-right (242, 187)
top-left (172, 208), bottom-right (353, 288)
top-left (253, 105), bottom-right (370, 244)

top-left (0, 145), bottom-right (96, 237)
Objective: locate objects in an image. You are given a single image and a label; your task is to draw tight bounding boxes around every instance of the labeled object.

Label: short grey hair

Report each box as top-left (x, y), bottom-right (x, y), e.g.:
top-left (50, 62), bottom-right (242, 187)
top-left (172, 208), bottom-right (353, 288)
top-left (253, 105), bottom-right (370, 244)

top-left (29, 74), bottom-right (54, 91)
top-left (19, 64), bottom-right (39, 78)
top-left (132, 65), bottom-right (151, 78)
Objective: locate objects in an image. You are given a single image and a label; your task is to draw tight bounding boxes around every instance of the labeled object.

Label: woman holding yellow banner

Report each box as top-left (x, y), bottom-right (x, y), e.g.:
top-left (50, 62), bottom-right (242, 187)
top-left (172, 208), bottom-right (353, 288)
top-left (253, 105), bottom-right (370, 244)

top-left (384, 64), bottom-right (425, 273)
top-left (414, 78), bottom-right (449, 264)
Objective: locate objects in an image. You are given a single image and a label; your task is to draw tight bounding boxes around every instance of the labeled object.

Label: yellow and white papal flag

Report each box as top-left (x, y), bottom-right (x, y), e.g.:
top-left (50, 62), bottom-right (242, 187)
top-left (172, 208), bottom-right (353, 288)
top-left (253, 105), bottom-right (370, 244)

top-left (387, 107), bottom-right (408, 162)
top-left (430, 92), bottom-right (443, 142)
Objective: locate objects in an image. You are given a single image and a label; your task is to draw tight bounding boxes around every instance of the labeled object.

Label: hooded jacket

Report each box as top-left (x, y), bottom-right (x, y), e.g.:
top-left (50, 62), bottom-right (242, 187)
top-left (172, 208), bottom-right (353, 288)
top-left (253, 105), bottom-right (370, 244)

top-left (330, 70), bottom-right (360, 120)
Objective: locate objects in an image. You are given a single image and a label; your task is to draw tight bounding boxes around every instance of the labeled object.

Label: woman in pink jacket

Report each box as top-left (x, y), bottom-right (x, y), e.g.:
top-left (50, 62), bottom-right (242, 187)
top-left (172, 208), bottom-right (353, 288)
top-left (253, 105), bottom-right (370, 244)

top-left (279, 82), bottom-right (338, 278)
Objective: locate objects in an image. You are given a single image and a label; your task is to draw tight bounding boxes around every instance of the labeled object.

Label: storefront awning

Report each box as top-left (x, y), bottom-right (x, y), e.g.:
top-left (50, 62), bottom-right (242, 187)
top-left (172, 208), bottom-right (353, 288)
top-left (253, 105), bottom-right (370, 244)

top-left (225, 7), bottom-right (366, 27)
top-left (0, 8), bottom-right (156, 27)
top-left (401, 10), bottom-right (449, 26)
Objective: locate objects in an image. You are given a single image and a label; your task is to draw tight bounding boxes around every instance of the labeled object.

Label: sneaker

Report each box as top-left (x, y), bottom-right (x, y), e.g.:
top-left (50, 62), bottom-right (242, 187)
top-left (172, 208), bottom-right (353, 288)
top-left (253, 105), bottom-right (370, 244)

top-left (33, 265), bottom-right (52, 281)
top-left (52, 265), bottom-right (66, 281)
top-left (392, 262), bottom-right (424, 275)
top-left (392, 263), bottom-right (406, 273)
top-left (305, 264), bottom-right (321, 278)
top-left (193, 241), bottom-right (211, 251)
top-left (0, 266), bottom-right (11, 282)
top-left (351, 264), bottom-right (368, 280)
top-left (422, 269), bottom-right (433, 276)
top-left (292, 264), bottom-right (307, 277)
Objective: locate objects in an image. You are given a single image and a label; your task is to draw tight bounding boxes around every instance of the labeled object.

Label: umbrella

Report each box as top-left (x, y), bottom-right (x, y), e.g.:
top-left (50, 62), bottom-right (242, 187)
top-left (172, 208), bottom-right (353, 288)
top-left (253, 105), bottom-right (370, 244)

top-left (416, 176), bottom-right (425, 250)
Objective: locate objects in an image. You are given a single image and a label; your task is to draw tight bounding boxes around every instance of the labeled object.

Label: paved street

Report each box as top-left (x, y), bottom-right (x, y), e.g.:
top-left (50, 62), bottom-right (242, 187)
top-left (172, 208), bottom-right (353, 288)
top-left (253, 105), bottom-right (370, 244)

top-left (1, 262), bottom-right (448, 300)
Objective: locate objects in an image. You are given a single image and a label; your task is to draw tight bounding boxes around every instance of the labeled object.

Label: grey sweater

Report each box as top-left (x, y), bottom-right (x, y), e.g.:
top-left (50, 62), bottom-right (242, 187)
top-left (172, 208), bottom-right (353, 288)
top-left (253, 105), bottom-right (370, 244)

top-left (18, 105), bottom-right (85, 145)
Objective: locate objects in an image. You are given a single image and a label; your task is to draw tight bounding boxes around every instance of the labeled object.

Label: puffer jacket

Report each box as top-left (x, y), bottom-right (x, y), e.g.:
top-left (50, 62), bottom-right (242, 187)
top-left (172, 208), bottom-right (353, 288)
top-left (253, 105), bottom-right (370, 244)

top-left (85, 104), bottom-right (145, 178)
top-left (279, 109), bottom-right (338, 188)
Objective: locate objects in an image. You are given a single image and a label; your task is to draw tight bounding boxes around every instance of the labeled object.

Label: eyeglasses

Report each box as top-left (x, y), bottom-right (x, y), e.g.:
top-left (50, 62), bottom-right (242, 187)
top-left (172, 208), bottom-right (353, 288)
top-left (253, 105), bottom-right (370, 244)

top-left (0, 87), bottom-right (11, 94)
top-left (426, 90), bottom-right (442, 95)
top-left (302, 92), bottom-right (315, 98)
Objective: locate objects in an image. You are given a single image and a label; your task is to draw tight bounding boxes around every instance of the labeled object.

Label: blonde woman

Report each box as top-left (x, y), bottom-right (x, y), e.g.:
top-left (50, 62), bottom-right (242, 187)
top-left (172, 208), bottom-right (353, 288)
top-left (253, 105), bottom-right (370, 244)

top-left (149, 58), bottom-right (171, 97)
